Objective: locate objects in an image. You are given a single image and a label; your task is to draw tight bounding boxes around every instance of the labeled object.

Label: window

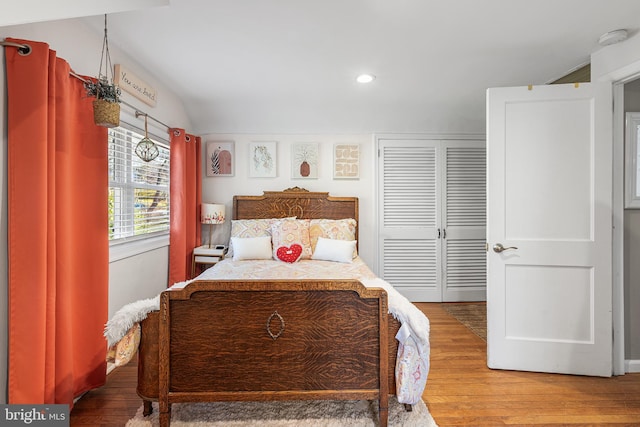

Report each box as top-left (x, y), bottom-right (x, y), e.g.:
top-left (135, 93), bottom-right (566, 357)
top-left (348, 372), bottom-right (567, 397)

top-left (108, 124), bottom-right (170, 243)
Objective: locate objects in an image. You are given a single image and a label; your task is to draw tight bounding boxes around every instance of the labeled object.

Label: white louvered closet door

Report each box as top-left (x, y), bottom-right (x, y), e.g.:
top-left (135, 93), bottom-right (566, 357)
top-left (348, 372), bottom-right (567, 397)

top-left (378, 139), bottom-right (441, 301)
top-left (442, 142), bottom-right (486, 301)
top-left (377, 137), bottom-right (486, 302)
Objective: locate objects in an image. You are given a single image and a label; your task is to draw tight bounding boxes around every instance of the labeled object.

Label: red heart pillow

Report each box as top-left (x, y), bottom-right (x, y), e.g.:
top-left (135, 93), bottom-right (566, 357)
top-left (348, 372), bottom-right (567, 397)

top-left (276, 244), bottom-right (303, 263)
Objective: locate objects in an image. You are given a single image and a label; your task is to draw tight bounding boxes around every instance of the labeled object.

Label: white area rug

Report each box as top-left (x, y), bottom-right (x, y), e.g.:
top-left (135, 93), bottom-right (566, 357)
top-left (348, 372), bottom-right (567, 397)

top-left (126, 397), bottom-right (438, 427)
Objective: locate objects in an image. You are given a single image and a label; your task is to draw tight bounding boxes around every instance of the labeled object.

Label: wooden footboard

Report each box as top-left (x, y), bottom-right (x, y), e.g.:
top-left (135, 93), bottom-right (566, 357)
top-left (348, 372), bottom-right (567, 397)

top-left (137, 298), bottom-right (402, 405)
top-left (137, 315), bottom-right (402, 399)
top-left (137, 280), bottom-right (394, 427)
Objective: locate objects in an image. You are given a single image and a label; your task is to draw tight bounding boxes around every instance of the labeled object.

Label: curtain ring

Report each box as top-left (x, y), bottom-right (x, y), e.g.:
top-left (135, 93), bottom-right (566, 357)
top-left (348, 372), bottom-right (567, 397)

top-left (1, 41), bottom-right (32, 56)
top-left (173, 129), bottom-right (181, 137)
top-left (185, 135), bottom-right (191, 142)
top-left (17, 44), bottom-right (31, 56)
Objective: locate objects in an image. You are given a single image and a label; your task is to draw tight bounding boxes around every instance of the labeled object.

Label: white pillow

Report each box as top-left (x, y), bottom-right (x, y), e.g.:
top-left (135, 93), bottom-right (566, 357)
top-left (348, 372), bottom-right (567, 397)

top-left (311, 237), bottom-right (357, 263)
top-left (231, 236), bottom-right (273, 261)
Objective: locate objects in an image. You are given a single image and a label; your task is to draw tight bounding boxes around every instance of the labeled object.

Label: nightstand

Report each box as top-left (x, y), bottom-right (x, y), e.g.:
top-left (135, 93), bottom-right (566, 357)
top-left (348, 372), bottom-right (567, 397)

top-left (191, 245), bottom-right (226, 278)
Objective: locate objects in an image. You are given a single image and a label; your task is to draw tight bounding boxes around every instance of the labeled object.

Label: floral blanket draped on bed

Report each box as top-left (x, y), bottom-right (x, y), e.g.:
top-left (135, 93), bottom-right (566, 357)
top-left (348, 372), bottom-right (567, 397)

top-left (105, 257), bottom-right (430, 405)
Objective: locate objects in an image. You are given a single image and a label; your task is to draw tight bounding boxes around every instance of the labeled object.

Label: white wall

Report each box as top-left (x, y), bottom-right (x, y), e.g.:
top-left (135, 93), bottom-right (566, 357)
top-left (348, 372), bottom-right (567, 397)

top-left (0, 17), bottom-right (193, 403)
top-left (201, 134), bottom-right (378, 268)
top-left (108, 246), bottom-right (169, 316)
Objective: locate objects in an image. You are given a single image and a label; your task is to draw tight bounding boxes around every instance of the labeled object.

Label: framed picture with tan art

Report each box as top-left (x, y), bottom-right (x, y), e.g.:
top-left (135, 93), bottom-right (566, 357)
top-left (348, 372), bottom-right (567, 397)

top-left (333, 143), bottom-right (359, 179)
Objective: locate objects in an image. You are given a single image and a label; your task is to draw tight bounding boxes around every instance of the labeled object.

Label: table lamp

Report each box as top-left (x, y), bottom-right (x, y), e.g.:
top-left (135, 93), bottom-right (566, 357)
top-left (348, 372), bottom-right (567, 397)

top-left (201, 203), bottom-right (225, 248)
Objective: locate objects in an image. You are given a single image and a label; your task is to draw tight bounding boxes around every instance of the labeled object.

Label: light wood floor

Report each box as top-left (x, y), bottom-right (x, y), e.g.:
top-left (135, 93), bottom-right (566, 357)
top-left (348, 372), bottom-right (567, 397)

top-left (70, 303), bottom-right (640, 426)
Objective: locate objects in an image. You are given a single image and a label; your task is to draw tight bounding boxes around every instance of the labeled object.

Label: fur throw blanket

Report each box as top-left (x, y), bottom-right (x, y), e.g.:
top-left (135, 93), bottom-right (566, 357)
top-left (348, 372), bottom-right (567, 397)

top-left (104, 295), bottom-right (160, 347)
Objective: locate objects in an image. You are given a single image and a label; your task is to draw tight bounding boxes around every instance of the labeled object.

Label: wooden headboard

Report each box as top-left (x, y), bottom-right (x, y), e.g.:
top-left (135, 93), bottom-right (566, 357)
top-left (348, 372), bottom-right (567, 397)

top-left (233, 187), bottom-right (359, 241)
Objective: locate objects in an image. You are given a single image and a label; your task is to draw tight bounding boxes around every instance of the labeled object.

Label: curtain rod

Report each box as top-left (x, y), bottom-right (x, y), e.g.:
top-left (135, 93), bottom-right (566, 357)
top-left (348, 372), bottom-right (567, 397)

top-left (1, 40), bottom-right (171, 132)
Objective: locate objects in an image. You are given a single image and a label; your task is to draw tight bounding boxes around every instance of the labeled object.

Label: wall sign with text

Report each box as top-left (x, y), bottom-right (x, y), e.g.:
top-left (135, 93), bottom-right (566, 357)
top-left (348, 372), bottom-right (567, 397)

top-left (114, 64), bottom-right (157, 107)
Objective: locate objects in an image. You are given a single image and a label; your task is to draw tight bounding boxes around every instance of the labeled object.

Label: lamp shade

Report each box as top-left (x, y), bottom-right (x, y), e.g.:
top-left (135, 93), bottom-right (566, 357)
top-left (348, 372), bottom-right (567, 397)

top-left (201, 203), bottom-right (225, 224)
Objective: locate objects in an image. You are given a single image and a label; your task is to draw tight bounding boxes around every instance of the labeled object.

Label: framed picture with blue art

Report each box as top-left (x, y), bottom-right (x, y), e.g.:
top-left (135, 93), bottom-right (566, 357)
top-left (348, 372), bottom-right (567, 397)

top-left (206, 141), bottom-right (234, 177)
top-left (249, 141), bottom-right (277, 178)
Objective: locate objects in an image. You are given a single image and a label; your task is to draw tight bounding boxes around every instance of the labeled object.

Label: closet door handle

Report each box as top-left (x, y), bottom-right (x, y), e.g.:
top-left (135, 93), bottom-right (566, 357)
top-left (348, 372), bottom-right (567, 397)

top-left (437, 228), bottom-right (441, 239)
top-left (442, 229), bottom-right (446, 239)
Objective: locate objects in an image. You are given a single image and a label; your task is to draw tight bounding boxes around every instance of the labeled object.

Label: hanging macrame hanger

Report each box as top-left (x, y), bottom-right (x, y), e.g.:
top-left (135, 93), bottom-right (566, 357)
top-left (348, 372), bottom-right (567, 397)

top-left (98, 14), bottom-right (112, 82)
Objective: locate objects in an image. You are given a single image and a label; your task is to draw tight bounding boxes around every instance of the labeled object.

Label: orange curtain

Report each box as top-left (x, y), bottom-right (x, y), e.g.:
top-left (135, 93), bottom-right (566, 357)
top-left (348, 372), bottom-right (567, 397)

top-left (169, 129), bottom-right (202, 285)
top-left (6, 39), bottom-right (109, 405)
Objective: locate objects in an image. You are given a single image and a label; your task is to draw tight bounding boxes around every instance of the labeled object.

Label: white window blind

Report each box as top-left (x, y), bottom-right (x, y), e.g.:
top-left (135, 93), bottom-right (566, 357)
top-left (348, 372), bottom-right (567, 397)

top-left (108, 124), bottom-right (170, 242)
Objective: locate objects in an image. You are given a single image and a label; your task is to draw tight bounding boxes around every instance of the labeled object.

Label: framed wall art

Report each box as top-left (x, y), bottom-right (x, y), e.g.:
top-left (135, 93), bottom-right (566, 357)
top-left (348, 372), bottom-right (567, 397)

top-left (206, 141), bottom-right (234, 177)
top-left (291, 142), bottom-right (319, 179)
top-left (249, 141), bottom-right (277, 178)
top-left (333, 143), bottom-right (360, 179)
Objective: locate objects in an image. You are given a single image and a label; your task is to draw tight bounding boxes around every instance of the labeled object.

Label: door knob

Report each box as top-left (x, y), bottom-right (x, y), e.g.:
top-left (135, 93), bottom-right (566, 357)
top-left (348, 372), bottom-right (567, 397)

top-left (493, 243), bottom-right (518, 253)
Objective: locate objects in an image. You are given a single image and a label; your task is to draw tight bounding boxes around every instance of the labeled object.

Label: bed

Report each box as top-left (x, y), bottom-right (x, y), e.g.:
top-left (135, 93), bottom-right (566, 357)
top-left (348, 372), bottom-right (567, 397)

top-left (108, 187), bottom-right (429, 427)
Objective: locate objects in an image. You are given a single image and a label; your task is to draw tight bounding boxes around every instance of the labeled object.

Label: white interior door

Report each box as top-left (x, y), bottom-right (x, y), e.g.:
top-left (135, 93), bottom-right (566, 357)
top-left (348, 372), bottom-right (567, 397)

top-left (486, 83), bottom-right (613, 376)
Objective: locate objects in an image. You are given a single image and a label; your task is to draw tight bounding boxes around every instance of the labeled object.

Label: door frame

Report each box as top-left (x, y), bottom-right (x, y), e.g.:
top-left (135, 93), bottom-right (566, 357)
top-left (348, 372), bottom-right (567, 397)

top-left (613, 81), bottom-right (626, 375)
top-left (593, 60), bottom-right (640, 375)
top-left (613, 76), bottom-right (640, 375)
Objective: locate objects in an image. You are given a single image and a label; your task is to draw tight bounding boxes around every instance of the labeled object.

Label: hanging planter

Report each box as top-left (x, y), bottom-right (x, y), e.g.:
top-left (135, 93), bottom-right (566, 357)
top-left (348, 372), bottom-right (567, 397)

top-left (93, 99), bottom-right (120, 128)
top-left (88, 81), bottom-right (121, 127)
top-left (85, 14), bottom-right (121, 128)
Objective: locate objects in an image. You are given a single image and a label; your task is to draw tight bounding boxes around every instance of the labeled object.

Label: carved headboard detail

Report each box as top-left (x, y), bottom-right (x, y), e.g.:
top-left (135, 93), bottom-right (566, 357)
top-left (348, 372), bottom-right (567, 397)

top-left (232, 187), bottom-right (359, 241)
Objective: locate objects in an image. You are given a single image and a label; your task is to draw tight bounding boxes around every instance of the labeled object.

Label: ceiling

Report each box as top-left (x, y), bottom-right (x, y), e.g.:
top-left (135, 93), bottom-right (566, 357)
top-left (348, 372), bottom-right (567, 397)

top-left (79, 0), bottom-right (640, 135)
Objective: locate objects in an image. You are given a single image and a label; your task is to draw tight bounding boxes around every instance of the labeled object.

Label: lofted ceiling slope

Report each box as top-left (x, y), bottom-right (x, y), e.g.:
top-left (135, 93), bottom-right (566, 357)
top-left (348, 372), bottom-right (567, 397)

top-left (76, 0), bottom-right (640, 134)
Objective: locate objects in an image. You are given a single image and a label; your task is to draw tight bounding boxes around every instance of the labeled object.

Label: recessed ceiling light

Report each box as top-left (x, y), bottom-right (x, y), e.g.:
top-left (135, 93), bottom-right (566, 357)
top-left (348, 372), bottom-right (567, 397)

top-left (356, 74), bottom-right (375, 84)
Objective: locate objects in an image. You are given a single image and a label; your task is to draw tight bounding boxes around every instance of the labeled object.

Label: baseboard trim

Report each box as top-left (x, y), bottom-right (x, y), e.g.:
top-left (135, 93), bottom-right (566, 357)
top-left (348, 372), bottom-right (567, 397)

top-left (625, 359), bottom-right (640, 373)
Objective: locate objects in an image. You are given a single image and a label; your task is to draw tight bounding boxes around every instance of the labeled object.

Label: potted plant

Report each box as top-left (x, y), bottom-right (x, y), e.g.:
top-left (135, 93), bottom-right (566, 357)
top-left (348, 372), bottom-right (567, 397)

top-left (84, 76), bottom-right (121, 128)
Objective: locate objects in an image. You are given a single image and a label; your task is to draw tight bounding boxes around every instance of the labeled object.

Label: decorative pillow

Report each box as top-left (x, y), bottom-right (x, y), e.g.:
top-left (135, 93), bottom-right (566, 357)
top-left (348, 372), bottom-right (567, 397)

top-left (231, 236), bottom-right (273, 261)
top-left (227, 217), bottom-right (294, 258)
top-left (311, 237), bottom-right (358, 263)
top-left (276, 244), bottom-right (303, 263)
top-left (309, 218), bottom-right (357, 255)
top-left (106, 322), bottom-right (140, 367)
top-left (395, 323), bottom-right (428, 405)
top-left (271, 218), bottom-right (312, 260)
